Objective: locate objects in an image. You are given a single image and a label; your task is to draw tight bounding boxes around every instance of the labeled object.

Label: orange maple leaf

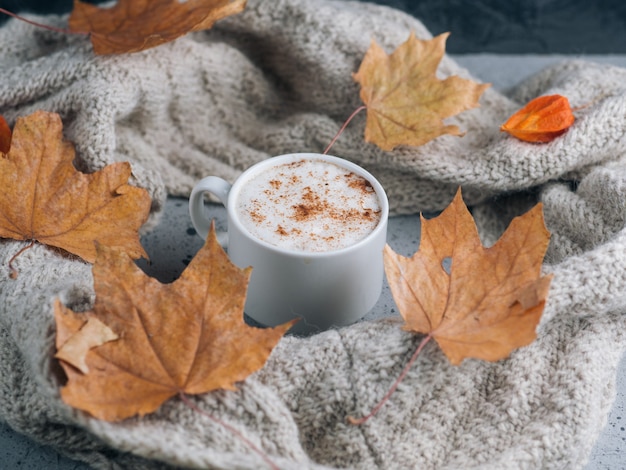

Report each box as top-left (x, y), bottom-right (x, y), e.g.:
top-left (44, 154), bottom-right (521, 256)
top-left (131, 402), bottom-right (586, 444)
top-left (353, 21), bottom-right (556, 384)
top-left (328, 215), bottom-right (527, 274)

top-left (500, 94), bottom-right (575, 143)
top-left (352, 32), bottom-right (490, 151)
top-left (55, 316), bottom-right (118, 374)
top-left (69, 0), bottom-right (247, 55)
top-left (384, 189), bottom-right (552, 365)
top-left (55, 225), bottom-right (293, 421)
top-left (0, 111), bottom-right (150, 264)
top-left (0, 115), bottom-right (10, 154)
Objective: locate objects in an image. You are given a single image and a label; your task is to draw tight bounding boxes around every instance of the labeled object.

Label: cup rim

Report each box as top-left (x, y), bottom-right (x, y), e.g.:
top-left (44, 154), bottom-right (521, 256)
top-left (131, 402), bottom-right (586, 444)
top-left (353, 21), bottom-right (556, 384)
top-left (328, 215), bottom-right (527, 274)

top-left (227, 153), bottom-right (389, 257)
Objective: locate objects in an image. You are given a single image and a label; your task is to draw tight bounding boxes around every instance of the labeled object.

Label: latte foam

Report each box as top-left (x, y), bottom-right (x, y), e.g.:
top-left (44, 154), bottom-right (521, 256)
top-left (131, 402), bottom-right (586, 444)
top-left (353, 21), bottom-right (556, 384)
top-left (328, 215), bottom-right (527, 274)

top-left (237, 159), bottom-right (382, 252)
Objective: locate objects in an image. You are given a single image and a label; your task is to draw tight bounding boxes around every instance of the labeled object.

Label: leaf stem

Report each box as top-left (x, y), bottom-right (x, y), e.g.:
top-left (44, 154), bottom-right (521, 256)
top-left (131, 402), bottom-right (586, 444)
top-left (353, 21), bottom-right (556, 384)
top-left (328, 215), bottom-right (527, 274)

top-left (0, 8), bottom-right (88, 36)
top-left (323, 105), bottom-right (367, 155)
top-left (8, 240), bottom-right (36, 279)
top-left (347, 333), bottom-right (433, 425)
top-left (178, 392), bottom-right (279, 470)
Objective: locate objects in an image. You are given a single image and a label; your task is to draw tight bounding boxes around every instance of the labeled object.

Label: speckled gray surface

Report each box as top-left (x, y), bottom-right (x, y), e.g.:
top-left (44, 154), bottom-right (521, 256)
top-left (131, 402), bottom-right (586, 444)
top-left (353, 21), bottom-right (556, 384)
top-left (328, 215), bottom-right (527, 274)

top-left (2, 53), bottom-right (626, 469)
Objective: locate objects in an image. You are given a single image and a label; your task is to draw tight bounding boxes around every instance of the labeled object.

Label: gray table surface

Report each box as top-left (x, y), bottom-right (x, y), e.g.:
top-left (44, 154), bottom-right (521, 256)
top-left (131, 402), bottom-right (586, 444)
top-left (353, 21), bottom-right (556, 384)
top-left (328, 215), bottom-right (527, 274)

top-left (2, 54), bottom-right (625, 469)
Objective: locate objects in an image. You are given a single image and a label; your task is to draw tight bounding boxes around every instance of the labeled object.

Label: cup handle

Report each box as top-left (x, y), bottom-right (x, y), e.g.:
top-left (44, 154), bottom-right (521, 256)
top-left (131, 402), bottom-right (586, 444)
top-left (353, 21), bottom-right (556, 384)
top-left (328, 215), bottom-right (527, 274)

top-left (189, 176), bottom-right (232, 247)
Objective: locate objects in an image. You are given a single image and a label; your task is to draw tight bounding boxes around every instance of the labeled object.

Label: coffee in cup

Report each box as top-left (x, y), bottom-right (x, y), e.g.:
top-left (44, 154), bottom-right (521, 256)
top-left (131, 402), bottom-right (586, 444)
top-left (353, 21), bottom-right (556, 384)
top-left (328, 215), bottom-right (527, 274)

top-left (237, 158), bottom-right (382, 252)
top-left (189, 153), bottom-right (389, 334)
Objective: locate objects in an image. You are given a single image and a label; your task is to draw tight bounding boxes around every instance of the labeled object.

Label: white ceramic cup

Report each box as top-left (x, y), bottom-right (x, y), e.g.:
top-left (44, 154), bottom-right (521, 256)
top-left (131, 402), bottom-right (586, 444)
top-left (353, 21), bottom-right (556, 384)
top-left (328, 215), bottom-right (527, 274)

top-left (189, 153), bottom-right (389, 333)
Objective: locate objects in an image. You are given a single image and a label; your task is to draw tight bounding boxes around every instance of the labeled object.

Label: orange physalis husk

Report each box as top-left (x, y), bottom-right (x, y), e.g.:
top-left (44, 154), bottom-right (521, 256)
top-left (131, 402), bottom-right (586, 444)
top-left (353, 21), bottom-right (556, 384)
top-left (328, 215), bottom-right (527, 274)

top-left (0, 115), bottom-right (11, 154)
top-left (500, 94), bottom-right (575, 143)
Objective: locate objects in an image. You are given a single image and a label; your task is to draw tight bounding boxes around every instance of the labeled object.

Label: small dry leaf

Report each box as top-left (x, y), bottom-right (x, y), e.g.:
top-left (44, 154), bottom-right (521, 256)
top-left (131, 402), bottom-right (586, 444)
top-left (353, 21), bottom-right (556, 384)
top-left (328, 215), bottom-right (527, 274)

top-left (55, 225), bottom-right (294, 421)
top-left (0, 110), bottom-right (150, 263)
top-left (500, 94), bottom-right (575, 143)
top-left (0, 115), bottom-right (11, 154)
top-left (69, 0), bottom-right (247, 55)
top-left (55, 315), bottom-right (118, 374)
top-left (384, 189), bottom-right (552, 365)
top-left (353, 32), bottom-right (490, 151)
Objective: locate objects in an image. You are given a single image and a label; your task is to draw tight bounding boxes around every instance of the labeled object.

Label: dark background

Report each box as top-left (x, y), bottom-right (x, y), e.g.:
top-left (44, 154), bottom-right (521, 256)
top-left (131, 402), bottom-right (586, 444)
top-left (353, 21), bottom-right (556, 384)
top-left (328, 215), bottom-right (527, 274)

top-left (0, 0), bottom-right (625, 53)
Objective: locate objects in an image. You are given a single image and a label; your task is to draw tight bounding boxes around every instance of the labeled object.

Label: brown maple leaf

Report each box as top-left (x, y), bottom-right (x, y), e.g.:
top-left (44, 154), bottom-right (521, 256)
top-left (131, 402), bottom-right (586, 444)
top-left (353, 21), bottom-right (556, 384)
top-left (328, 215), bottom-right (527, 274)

top-left (0, 111), bottom-right (150, 265)
top-left (69, 0), bottom-right (247, 55)
top-left (55, 225), bottom-right (293, 421)
top-left (500, 94), bottom-right (575, 143)
top-left (352, 32), bottom-right (490, 151)
top-left (0, 115), bottom-right (10, 154)
top-left (384, 189), bottom-right (552, 365)
top-left (55, 316), bottom-right (118, 374)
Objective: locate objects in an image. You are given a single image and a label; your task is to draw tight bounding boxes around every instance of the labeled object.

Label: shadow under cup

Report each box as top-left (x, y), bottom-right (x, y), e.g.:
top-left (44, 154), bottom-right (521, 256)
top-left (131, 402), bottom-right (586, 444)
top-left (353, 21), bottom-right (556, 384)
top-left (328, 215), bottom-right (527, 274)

top-left (194, 154), bottom-right (389, 335)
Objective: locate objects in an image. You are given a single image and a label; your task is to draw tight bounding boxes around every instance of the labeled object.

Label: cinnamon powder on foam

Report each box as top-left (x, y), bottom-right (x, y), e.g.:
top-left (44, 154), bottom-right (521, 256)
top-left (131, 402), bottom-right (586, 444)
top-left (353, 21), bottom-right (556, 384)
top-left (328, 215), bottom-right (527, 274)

top-left (237, 159), bottom-right (381, 252)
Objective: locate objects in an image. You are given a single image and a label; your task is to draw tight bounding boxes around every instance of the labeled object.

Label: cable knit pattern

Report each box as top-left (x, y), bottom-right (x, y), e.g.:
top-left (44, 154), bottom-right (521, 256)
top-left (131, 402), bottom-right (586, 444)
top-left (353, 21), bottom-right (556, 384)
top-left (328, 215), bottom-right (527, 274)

top-left (1, 0), bottom-right (626, 468)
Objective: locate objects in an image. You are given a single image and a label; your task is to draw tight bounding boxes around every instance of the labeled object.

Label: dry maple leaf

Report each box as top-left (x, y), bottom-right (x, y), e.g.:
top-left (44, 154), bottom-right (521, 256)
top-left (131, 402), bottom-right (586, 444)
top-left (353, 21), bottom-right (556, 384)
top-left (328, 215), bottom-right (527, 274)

top-left (69, 0), bottom-right (247, 55)
top-left (352, 32), bottom-right (490, 151)
top-left (55, 225), bottom-right (293, 421)
top-left (500, 94), bottom-right (575, 143)
top-left (384, 189), bottom-right (552, 365)
top-left (0, 110), bottom-right (150, 265)
top-left (55, 316), bottom-right (118, 374)
top-left (0, 115), bottom-right (11, 154)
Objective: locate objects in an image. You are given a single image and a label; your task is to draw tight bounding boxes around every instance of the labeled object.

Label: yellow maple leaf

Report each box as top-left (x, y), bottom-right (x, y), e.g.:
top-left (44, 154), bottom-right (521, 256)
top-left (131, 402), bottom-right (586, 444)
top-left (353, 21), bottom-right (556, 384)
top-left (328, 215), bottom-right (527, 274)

top-left (353, 32), bottom-right (490, 151)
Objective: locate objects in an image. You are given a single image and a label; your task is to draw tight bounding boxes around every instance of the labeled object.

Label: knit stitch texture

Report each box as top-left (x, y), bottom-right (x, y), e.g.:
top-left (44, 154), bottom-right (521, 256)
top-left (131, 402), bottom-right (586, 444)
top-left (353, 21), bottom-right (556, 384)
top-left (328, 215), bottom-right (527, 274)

top-left (1, 0), bottom-right (626, 468)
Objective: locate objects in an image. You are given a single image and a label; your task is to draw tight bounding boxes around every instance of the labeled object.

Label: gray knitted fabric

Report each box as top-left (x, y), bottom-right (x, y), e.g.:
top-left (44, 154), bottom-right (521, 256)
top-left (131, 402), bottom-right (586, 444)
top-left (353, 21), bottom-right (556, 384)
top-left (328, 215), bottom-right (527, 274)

top-left (1, 0), bottom-right (626, 468)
